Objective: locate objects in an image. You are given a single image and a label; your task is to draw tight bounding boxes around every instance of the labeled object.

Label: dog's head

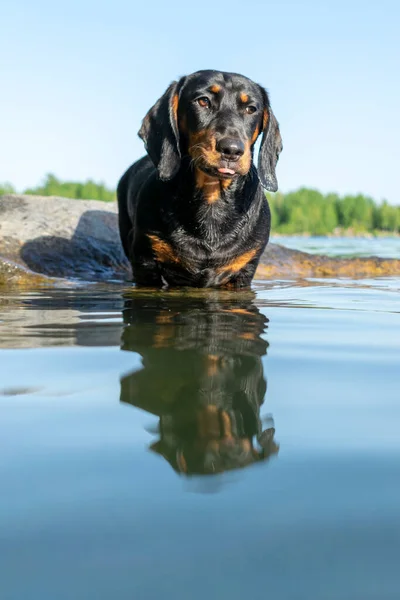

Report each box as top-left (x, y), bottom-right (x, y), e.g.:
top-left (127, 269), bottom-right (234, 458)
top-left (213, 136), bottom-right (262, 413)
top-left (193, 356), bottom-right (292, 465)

top-left (139, 70), bottom-right (283, 191)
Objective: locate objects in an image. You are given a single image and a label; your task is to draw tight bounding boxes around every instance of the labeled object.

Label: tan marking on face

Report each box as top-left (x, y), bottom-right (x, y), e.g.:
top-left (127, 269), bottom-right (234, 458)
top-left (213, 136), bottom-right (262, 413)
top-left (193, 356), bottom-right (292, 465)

top-left (190, 129), bottom-right (252, 181)
top-left (148, 234), bottom-right (181, 265)
top-left (217, 247), bottom-right (259, 274)
top-left (189, 129), bottom-right (219, 158)
top-left (251, 126), bottom-right (260, 144)
top-left (210, 84), bottom-right (221, 93)
top-left (262, 109), bottom-right (269, 130)
top-left (235, 140), bottom-right (252, 175)
top-left (188, 129), bottom-right (206, 151)
top-left (189, 129), bottom-right (220, 162)
top-left (240, 93), bottom-right (249, 103)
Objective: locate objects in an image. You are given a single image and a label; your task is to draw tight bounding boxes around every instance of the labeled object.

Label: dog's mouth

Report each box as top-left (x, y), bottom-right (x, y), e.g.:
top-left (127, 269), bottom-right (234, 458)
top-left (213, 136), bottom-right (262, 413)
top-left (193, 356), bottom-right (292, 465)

top-left (218, 167), bottom-right (236, 175)
top-left (217, 164), bottom-right (237, 177)
top-left (200, 160), bottom-right (241, 180)
top-left (189, 142), bottom-right (251, 180)
top-left (188, 130), bottom-right (252, 180)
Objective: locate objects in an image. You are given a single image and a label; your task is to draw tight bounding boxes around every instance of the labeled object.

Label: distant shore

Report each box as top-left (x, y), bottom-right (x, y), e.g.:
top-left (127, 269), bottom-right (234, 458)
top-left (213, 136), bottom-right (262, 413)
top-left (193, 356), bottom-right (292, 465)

top-left (2, 178), bottom-right (400, 237)
top-left (271, 229), bottom-right (400, 239)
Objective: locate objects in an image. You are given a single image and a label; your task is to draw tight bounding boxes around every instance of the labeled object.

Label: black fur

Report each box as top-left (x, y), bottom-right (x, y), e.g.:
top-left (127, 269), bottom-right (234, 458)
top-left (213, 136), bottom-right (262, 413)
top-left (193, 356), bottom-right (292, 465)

top-left (117, 69), bottom-right (282, 288)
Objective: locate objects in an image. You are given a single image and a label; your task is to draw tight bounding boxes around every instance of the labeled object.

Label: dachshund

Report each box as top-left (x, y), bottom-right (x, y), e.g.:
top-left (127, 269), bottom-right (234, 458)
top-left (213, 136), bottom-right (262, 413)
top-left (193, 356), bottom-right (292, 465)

top-left (117, 70), bottom-right (282, 288)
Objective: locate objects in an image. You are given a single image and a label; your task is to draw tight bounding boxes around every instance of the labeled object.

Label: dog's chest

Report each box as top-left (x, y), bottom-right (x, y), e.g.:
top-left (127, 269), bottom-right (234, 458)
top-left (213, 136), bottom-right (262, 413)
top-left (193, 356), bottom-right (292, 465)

top-left (145, 198), bottom-right (263, 285)
top-left (171, 222), bottom-right (242, 269)
top-left (152, 229), bottom-right (255, 287)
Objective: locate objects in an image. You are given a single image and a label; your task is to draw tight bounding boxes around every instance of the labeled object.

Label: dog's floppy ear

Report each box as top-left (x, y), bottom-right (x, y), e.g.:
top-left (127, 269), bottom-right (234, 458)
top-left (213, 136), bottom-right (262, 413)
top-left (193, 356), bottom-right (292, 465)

top-left (257, 88), bottom-right (283, 192)
top-left (138, 78), bottom-right (186, 181)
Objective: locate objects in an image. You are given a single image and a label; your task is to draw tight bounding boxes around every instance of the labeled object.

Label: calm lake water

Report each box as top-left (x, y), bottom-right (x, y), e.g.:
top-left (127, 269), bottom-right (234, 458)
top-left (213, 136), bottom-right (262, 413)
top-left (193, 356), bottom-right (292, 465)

top-left (270, 235), bottom-right (400, 258)
top-left (1, 238), bottom-right (400, 600)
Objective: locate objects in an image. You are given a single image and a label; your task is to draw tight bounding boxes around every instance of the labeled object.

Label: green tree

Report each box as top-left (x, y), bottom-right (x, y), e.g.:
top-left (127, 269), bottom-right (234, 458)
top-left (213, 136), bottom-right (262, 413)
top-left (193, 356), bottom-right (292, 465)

top-left (266, 191), bottom-right (285, 229)
top-left (336, 194), bottom-right (375, 232)
top-left (268, 188), bottom-right (338, 235)
top-left (376, 201), bottom-right (400, 232)
top-left (0, 182), bottom-right (16, 195)
top-left (23, 173), bottom-right (115, 201)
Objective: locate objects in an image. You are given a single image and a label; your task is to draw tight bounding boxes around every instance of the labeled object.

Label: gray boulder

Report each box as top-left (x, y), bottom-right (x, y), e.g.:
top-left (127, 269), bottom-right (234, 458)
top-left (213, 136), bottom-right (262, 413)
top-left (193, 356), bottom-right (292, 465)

top-left (0, 195), bottom-right (130, 284)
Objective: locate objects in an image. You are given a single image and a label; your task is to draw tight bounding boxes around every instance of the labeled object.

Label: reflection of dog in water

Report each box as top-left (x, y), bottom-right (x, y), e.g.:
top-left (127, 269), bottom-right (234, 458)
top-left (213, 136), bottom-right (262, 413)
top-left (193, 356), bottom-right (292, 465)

top-left (120, 291), bottom-right (279, 475)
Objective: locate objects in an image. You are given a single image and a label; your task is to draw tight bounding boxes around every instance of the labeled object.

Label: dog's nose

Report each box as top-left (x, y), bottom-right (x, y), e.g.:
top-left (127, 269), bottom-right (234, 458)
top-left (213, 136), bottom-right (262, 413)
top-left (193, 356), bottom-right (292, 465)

top-left (216, 137), bottom-right (245, 161)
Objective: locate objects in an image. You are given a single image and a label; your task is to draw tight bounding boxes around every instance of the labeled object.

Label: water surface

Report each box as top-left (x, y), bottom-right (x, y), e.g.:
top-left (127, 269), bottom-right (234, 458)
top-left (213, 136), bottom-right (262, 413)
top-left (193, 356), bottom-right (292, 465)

top-left (1, 276), bottom-right (400, 600)
top-left (271, 235), bottom-right (400, 258)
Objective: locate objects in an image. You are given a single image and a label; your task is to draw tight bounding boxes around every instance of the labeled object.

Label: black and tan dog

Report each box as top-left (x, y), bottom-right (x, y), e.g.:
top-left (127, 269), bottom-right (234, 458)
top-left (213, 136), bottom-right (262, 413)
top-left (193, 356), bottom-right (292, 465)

top-left (117, 70), bottom-right (282, 287)
top-left (120, 291), bottom-right (278, 476)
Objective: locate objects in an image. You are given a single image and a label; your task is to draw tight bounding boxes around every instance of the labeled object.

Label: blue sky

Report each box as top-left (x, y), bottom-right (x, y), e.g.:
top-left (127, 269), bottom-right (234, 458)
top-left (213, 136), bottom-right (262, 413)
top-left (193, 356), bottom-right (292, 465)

top-left (1, 0), bottom-right (399, 202)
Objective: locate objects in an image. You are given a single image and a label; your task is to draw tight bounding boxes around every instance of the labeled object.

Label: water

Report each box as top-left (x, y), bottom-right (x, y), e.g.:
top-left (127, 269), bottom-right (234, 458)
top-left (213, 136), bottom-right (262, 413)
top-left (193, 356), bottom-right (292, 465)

top-left (1, 238), bottom-right (400, 599)
top-left (270, 235), bottom-right (400, 258)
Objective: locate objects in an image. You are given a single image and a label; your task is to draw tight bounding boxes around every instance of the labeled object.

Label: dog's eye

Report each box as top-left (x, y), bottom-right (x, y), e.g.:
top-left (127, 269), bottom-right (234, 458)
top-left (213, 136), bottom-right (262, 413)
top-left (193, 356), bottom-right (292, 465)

top-left (245, 105), bottom-right (257, 115)
top-left (196, 97), bottom-right (211, 108)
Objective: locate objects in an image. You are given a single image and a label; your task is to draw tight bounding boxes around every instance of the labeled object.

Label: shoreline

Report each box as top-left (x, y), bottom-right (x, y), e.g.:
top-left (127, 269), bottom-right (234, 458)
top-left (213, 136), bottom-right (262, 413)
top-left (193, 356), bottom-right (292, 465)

top-left (1, 195), bottom-right (400, 287)
top-left (271, 230), bottom-right (400, 239)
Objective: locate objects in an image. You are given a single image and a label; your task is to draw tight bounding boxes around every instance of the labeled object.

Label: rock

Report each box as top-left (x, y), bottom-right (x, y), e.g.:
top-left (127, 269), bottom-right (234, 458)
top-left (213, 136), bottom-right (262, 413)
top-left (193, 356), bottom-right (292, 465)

top-left (0, 257), bottom-right (56, 288)
top-left (1, 194), bottom-right (399, 287)
top-left (0, 194), bottom-right (130, 285)
top-left (258, 243), bottom-right (400, 278)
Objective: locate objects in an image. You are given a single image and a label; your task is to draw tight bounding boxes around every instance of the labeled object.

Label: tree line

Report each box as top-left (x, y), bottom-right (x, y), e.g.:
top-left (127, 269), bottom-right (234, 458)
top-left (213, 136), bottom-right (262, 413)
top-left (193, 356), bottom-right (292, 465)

top-left (1, 174), bottom-right (399, 234)
top-left (0, 174), bottom-right (115, 202)
top-left (267, 188), bottom-right (400, 235)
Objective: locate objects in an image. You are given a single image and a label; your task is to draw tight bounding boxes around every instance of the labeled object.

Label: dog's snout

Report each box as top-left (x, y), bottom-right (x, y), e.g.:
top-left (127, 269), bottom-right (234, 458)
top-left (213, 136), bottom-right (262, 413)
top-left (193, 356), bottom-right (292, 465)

top-left (216, 137), bottom-right (245, 161)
